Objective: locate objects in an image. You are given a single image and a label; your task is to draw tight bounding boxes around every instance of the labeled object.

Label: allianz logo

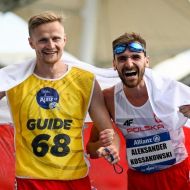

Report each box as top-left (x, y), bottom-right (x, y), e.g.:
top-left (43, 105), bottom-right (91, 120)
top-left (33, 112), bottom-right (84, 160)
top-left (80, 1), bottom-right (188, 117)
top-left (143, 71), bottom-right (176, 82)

top-left (134, 135), bottom-right (161, 145)
top-left (134, 138), bottom-right (152, 145)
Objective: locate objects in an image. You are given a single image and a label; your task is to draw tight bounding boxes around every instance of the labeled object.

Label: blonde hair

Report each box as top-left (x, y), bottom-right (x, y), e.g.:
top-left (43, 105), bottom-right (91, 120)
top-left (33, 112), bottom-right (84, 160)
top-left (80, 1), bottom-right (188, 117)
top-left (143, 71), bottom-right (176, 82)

top-left (28, 11), bottom-right (65, 36)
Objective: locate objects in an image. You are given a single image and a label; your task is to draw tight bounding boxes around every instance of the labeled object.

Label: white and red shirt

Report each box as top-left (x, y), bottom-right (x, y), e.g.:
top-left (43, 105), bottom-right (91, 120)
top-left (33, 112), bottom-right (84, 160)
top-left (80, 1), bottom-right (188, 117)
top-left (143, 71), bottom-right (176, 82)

top-left (114, 82), bottom-right (188, 174)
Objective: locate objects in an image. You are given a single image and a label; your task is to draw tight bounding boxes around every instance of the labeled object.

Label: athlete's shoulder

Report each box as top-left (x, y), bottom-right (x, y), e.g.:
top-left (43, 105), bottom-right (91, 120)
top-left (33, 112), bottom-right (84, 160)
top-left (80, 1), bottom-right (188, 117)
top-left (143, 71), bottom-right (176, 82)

top-left (103, 86), bottom-right (114, 99)
top-left (72, 66), bottom-right (94, 76)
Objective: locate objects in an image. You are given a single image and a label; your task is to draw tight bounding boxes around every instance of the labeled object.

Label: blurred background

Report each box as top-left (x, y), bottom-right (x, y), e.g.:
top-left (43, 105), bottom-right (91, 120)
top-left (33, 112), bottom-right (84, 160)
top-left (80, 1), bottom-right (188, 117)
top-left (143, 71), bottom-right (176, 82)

top-left (1, 0), bottom-right (190, 84)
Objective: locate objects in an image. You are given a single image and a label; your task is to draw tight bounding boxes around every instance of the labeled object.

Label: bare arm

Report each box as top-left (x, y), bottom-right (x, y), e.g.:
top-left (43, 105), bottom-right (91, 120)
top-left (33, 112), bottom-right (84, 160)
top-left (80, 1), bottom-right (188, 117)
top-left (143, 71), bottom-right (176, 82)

top-left (179, 105), bottom-right (190, 118)
top-left (86, 125), bottom-right (101, 158)
top-left (88, 80), bottom-right (113, 132)
top-left (86, 124), bottom-right (120, 161)
top-left (87, 81), bottom-right (120, 163)
top-left (0, 92), bottom-right (5, 100)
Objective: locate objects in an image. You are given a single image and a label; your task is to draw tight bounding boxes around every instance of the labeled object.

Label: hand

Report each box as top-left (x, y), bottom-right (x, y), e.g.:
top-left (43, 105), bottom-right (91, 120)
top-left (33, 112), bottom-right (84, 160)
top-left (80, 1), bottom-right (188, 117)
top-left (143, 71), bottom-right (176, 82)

top-left (97, 145), bottom-right (120, 164)
top-left (179, 105), bottom-right (190, 118)
top-left (99, 129), bottom-right (115, 147)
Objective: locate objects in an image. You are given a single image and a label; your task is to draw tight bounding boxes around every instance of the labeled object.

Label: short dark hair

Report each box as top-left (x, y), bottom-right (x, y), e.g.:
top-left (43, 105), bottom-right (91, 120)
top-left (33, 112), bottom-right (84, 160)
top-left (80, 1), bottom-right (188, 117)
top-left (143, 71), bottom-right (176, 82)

top-left (112, 32), bottom-right (146, 56)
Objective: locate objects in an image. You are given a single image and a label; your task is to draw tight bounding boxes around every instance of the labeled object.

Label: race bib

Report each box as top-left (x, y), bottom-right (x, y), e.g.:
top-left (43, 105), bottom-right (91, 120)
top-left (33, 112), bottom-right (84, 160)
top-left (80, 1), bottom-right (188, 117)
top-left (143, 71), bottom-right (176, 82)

top-left (126, 131), bottom-right (176, 173)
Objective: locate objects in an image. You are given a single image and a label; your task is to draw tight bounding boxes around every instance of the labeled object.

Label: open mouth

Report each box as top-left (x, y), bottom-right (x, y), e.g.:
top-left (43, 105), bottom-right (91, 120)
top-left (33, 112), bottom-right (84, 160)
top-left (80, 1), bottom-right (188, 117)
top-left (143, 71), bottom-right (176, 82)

top-left (124, 70), bottom-right (137, 77)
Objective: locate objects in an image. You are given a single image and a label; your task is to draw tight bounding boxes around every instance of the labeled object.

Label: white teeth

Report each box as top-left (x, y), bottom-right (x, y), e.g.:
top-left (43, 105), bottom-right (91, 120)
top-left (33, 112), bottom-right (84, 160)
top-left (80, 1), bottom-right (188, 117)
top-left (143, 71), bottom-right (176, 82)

top-left (42, 49), bottom-right (56, 53)
top-left (125, 70), bottom-right (136, 74)
top-left (44, 51), bottom-right (55, 54)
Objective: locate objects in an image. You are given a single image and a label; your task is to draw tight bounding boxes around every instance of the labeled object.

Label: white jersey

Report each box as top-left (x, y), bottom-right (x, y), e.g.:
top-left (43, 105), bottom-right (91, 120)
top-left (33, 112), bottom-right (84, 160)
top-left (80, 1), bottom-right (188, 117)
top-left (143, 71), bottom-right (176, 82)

top-left (114, 82), bottom-right (188, 174)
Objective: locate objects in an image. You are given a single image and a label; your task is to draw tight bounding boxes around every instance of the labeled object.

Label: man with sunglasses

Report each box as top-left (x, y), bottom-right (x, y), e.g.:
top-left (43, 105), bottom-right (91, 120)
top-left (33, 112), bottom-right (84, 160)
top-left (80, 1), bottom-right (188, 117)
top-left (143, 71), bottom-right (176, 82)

top-left (87, 32), bottom-right (190, 190)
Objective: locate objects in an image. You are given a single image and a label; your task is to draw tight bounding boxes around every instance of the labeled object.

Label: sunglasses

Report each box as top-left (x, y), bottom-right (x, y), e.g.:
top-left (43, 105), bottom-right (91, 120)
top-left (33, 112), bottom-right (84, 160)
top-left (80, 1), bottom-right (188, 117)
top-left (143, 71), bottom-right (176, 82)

top-left (113, 42), bottom-right (145, 55)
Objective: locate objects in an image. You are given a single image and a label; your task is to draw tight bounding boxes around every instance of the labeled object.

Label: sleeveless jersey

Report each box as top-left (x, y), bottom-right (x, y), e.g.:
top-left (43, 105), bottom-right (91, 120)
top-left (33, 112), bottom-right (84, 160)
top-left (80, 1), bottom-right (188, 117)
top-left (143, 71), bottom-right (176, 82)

top-left (114, 82), bottom-right (188, 174)
top-left (7, 67), bottom-right (95, 180)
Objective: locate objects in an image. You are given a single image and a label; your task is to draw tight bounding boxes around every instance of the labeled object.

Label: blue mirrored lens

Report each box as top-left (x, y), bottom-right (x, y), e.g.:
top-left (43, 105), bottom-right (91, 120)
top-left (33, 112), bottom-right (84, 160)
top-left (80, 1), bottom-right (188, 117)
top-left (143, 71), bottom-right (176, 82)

top-left (113, 42), bottom-right (144, 55)
top-left (113, 44), bottom-right (127, 54)
top-left (128, 42), bottom-right (144, 52)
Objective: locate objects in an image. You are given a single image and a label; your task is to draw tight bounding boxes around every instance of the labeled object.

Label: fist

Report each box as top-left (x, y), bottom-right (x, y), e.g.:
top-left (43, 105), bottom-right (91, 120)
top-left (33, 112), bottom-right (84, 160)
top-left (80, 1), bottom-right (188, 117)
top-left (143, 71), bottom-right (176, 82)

top-left (97, 146), bottom-right (120, 164)
top-left (99, 129), bottom-right (115, 147)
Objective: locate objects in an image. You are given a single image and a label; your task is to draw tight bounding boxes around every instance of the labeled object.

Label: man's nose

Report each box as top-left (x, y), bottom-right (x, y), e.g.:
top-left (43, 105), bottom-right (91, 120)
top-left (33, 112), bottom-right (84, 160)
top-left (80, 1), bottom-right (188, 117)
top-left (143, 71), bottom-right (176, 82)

top-left (124, 57), bottom-right (134, 67)
top-left (47, 39), bottom-right (55, 48)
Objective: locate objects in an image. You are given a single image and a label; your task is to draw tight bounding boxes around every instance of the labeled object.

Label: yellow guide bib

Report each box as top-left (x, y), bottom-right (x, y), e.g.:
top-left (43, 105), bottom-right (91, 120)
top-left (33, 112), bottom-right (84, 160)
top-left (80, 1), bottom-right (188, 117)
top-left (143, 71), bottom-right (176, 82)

top-left (7, 67), bottom-right (95, 180)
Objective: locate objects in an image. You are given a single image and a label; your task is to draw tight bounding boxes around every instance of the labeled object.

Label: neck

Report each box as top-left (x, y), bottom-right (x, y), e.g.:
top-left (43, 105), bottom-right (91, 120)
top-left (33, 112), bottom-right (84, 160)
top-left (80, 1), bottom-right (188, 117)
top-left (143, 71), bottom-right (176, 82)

top-left (34, 61), bottom-right (68, 79)
top-left (123, 80), bottom-right (148, 106)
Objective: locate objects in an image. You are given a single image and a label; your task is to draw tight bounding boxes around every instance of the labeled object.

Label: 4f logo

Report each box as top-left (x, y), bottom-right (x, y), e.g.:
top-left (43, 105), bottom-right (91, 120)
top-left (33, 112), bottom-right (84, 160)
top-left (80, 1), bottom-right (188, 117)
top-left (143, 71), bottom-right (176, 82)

top-left (123, 119), bottom-right (133, 126)
top-left (153, 113), bottom-right (162, 123)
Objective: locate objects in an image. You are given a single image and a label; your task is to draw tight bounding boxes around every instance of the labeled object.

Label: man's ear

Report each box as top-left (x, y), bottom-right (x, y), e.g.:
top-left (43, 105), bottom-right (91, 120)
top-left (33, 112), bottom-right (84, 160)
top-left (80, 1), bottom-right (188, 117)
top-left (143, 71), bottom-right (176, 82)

top-left (63, 34), bottom-right (67, 47)
top-left (145, 56), bottom-right (150, 68)
top-left (113, 59), bottom-right (117, 70)
top-left (28, 37), bottom-right (35, 49)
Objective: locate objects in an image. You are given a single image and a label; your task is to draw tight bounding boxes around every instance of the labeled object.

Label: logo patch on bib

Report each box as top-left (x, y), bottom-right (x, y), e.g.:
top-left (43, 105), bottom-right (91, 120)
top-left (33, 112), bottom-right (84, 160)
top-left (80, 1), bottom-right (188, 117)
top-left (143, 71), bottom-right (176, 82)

top-left (36, 87), bottom-right (59, 109)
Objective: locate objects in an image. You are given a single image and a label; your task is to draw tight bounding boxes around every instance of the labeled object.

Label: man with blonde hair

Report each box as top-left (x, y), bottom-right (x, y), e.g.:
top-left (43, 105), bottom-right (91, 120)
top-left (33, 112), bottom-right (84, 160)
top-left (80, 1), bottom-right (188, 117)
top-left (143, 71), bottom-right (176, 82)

top-left (0, 11), bottom-right (119, 190)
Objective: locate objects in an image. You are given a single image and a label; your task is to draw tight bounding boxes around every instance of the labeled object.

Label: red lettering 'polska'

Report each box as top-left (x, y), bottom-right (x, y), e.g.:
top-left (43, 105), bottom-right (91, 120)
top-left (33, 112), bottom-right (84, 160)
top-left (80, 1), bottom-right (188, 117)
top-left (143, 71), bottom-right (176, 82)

top-left (126, 124), bottom-right (164, 133)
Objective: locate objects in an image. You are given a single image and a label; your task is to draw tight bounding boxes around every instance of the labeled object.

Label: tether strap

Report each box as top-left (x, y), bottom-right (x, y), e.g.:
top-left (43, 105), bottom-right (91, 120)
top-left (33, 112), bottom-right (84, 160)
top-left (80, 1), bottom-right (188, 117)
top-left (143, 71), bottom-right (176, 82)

top-left (113, 163), bottom-right (123, 174)
top-left (104, 147), bottom-right (124, 174)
